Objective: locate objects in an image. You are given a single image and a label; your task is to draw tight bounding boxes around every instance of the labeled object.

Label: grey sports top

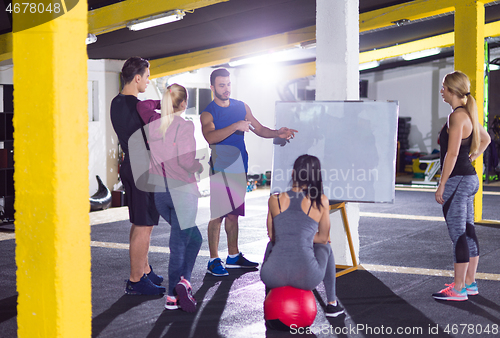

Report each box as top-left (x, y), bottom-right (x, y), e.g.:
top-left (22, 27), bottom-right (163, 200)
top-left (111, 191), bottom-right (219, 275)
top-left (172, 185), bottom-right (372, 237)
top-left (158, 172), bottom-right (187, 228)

top-left (261, 190), bottom-right (324, 285)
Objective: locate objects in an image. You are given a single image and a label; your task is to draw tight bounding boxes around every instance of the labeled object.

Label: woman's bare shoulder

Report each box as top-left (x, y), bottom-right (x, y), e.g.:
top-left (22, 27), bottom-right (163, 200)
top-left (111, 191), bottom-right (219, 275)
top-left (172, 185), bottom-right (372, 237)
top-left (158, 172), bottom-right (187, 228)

top-left (449, 109), bottom-right (469, 121)
top-left (448, 110), bottom-right (470, 127)
top-left (321, 194), bottom-right (329, 205)
top-left (268, 192), bottom-right (284, 203)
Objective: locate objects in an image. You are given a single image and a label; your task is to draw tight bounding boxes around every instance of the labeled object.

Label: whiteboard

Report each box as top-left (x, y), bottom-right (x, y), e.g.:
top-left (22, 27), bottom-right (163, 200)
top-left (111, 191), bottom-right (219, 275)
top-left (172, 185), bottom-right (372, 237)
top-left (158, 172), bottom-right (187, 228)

top-left (271, 101), bottom-right (399, 203)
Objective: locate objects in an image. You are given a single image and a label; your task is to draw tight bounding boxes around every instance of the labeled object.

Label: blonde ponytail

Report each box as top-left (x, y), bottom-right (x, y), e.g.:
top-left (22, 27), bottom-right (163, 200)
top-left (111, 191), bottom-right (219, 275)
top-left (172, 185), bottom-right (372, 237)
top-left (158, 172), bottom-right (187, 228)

top-left (442, 71), bottom-right (482, 154)
top-left (158, 83), bottom-right (188, 138)
top-left (465, 93), bottom-right (481, 155)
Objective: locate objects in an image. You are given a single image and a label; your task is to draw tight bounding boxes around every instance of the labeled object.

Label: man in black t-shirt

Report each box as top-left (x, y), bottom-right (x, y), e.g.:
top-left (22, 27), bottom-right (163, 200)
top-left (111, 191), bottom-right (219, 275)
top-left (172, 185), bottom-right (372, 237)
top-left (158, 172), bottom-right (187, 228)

top-left (110, 57), bottom-right (164, 295)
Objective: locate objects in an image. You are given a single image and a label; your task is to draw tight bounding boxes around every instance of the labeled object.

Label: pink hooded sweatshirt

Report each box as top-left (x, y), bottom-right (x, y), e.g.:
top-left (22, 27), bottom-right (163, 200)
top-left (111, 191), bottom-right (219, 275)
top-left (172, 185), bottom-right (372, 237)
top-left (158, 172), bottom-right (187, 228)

top-left (136, 100), bottom-right (201, 187)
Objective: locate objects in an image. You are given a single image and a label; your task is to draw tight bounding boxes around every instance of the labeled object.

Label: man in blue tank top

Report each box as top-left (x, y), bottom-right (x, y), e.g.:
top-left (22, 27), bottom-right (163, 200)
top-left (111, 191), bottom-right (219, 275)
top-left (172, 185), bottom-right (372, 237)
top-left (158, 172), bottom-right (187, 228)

top-left (201, 68), bottom-right (297, 276)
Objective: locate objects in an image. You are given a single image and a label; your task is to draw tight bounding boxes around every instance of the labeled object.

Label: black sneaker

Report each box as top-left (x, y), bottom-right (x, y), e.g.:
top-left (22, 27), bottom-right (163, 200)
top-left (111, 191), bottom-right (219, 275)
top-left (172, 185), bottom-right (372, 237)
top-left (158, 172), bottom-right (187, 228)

top-left (125, 274), bottom-right (166, 295)
top-left (225, 253), bottom-right (259, 269)
top-left (325, 302), bottom-right (345, 317)
top-left (147, 265), bottom-right (164, 286)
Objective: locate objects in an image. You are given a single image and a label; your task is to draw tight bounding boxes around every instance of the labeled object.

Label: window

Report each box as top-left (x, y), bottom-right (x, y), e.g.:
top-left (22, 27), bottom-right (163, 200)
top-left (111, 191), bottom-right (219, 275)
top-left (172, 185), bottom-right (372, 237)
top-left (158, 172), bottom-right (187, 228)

top-left (88, 81), bottom-right (99, 122)
top-left (185, 87), bottom-right (212, 115)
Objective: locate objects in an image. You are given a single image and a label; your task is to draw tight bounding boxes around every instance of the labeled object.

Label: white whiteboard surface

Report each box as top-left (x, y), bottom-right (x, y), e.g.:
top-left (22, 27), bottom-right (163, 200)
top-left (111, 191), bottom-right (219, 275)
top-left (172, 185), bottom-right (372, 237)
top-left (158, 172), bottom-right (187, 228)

top-left (271, 101), bottom-right (399, 203)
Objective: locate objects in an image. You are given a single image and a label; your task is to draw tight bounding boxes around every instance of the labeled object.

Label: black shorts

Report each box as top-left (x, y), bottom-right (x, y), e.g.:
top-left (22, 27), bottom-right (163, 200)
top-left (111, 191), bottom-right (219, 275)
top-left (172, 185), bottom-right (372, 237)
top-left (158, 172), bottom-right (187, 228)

top-left (120, 162), bottom-right (160, 226)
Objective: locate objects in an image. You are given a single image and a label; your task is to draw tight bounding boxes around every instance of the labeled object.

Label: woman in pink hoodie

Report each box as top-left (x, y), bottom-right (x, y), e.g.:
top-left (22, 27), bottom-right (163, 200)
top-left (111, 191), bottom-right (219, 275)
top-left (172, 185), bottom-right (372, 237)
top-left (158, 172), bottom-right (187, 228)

top-left (137, 83), bottom-right (203, 313)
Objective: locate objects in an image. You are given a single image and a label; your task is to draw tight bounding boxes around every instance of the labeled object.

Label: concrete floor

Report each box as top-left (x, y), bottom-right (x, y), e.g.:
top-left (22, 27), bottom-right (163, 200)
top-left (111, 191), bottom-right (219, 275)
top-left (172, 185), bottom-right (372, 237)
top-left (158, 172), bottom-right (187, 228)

top-left (1, 184), bottom-right (500, 338)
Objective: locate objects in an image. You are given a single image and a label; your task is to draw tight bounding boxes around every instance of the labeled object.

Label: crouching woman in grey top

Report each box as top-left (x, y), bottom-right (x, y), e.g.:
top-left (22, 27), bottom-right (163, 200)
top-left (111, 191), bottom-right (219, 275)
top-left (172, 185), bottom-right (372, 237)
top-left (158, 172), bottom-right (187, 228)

top-left (260, 154), bottom-right (344, 317)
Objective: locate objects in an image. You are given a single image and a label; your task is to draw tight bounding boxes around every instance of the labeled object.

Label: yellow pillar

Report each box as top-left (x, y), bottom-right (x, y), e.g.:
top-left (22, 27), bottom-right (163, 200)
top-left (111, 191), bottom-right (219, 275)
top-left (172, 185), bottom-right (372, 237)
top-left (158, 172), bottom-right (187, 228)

top-left (454, 0), bottom-right (485, 222)
top-left (13, 1), bottom-right (91, 337)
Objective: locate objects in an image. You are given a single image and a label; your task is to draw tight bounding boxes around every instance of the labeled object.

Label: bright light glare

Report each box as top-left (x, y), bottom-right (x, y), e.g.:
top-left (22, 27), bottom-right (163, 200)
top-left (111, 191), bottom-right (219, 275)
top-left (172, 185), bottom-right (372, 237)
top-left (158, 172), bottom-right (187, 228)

top-left (402, 48), bottom-right (441, 61)
top-left (128, 11), bottom-right (185, 31)
top-left (243, 61), bottom-right (284, 87)
top-left (228, 50), bottom-right (293, 67)
top-left (85, 34), bottom-right (97, 45)
top-left (359, 61), bottom-right (380, 71)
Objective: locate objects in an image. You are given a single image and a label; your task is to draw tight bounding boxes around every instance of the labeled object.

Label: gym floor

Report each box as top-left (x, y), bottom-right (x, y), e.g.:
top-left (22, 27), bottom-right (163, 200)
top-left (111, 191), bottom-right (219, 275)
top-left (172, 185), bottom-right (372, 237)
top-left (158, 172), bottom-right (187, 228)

top-left (1, 184), bottom-right (500, 338)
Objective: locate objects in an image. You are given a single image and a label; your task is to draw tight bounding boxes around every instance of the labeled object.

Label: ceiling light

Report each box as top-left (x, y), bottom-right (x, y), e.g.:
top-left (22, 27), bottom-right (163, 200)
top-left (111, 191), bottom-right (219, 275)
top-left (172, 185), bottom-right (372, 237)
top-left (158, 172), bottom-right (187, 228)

top-left (86, 33), bottom-right (97, 45)
top-left (127, 10), bottom-right (185, 31)
top-left (359, 61), bottom-right (380, 71)
top-left (402, 48), bottom-right (441, 61)
top-left (392, 19), bottom-right (411, 27)
top-left (228, 55), bottom-right (265, 67)
top-left (490, 57), bottom-right (500, 71)
top-left (298, 40), bottom-right (317, 49)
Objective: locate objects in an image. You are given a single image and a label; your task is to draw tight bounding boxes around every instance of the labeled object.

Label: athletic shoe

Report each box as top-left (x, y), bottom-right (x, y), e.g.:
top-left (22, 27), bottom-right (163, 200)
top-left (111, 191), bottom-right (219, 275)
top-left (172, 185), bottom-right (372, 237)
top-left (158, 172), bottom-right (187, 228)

top-left (447, 282), bottom-right (478, 296)
top-left (225, 253), bottom-right (259, 269)
top-left (164, 295), bottom-right (180, 310)
top-left (125, 274), bottom-right (166, 295)
top-left (465, 282), bottom-right (479, 295)
top-left (325, 302), bottom-right (345, 317)
top-left (432, 284), bottom-right (468, 301)
top-left (207, 258), bottom-right (229, 276)
top-left (147, 265), bottom-right (164, 286)
top-left (175, 278), bottom-right (197, 313)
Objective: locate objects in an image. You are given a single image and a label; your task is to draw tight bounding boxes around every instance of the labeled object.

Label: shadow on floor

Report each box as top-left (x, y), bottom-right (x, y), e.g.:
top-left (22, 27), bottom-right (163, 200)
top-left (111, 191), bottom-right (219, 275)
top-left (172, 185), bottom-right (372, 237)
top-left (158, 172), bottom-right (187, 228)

top-left (436, 295), bottom-right (500, 324)
top-left (144, 269), bottom-right (257, 338)
top-left (0, 295), bottom-right (17, 324)
top-left (92, 294), bottom-right (164, 338)
top-left (335, 270), bottom-right (454, 337)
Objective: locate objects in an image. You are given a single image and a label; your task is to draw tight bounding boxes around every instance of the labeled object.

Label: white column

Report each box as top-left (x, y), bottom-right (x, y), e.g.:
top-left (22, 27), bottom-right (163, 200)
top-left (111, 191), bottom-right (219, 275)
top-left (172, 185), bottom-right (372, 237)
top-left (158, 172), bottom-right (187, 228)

top-left (316, 0), bottom-right (360, 266)
top-left (316, 0), bottom-right (359, 101)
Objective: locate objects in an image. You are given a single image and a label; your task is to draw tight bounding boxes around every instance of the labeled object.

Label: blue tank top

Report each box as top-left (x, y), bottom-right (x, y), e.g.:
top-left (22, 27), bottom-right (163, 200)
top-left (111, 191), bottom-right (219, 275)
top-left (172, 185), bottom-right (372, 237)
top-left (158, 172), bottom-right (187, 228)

top-left (204, 99), bottom-right (248, 172)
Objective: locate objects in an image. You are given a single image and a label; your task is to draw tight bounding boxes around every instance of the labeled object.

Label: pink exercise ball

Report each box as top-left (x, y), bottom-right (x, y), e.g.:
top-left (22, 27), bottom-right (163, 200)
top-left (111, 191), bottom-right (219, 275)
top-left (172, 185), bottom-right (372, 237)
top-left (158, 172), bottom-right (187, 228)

top-left (264, 286), bottom-right (317, 329)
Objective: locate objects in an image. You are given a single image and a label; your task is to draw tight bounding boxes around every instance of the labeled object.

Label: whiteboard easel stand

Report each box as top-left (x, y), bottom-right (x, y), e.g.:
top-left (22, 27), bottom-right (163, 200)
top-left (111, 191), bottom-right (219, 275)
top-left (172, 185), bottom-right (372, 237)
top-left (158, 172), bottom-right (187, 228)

top-left (329, 202), bottom-right (359, 277)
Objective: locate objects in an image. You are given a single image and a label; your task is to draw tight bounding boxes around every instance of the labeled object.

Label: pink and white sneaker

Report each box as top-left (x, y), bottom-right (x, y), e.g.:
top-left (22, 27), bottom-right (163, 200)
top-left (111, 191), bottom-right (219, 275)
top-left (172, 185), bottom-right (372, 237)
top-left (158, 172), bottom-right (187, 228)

top-left (432, 284), bottom-right (468, 301)
top-left (175, 277), bottom-right (197, 313)
top-left (165, 295), bottom-right (180, 310)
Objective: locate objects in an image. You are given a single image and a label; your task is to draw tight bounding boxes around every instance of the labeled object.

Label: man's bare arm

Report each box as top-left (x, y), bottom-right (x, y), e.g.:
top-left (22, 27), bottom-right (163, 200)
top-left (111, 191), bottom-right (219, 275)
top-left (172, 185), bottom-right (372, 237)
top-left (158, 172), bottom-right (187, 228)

top-left (244, 104), bottom-right (297, 139)
top-left (200, 111), bottom-right (251, 144)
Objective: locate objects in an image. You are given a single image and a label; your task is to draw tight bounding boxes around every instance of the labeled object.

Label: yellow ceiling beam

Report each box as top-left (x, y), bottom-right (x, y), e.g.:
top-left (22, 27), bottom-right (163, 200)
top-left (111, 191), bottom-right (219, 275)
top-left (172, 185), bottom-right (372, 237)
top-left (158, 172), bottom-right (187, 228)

top-left (280, 62), bottom-right (316, 83)
top-left (152, 17), bottom-right (500, 78)
top-left (360, 0), bottom-right (454, 33)
top-left (1, 0), bottom-right (230, 62)
top-left (289, 17), bottom-right (500, 80)
top-left (89, 0), bottom-right (230, 35)
top-left (359, 0), bottom-right (499, 33)
top-left (149, 26), bottom-right (316, 78)
top-left (359, 32), bottom-right (454, 63)
top-left (90, 0), bottom-right (500, 37)
top-left (2, 0), bottom-right (500, 66)
top-left (284, 34), bottom-right (456, 80)
top-left (360, 17), bottom-right (500, 64)
top-left (485, 19), bottom-right (500, 38)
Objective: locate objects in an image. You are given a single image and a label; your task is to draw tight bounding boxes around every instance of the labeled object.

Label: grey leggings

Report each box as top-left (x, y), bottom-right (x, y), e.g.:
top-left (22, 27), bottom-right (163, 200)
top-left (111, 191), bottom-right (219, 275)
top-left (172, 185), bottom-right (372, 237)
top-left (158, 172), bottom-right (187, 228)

top-left (261, 241), bottom-right (337, 303)
top-left (442, 175), bottom-right (479, 263)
